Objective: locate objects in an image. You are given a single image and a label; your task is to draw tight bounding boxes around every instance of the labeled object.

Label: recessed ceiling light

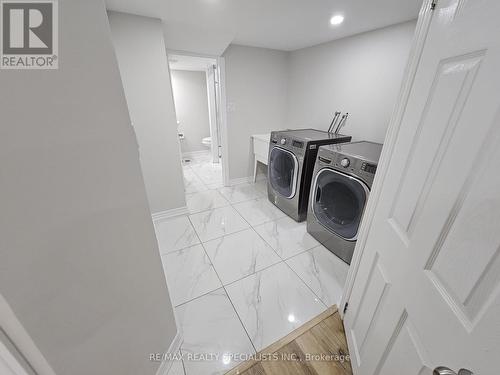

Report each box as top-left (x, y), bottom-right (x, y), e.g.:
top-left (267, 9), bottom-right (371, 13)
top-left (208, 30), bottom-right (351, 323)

top-left (330, 15), bottom-right (344, 26)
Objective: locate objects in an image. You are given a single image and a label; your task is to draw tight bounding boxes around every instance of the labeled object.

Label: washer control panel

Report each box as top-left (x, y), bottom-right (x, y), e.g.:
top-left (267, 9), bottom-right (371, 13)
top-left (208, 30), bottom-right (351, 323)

top-left (361, 162), bottom-right (377, 174)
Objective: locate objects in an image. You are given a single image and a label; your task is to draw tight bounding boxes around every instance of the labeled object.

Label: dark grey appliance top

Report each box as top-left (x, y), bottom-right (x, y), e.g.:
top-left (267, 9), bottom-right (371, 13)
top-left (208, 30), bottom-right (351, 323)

top-left (276, 128), bottom-right (350, 141)
top-left (323, 141), bottom-right (383, 164)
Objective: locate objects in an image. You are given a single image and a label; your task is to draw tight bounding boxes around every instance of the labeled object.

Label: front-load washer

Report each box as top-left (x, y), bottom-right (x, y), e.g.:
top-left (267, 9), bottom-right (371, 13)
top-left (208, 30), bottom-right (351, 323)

top-left (307, 141), bottom-right (383, 264)
top-left (267, 129), bottom-right (352, 222)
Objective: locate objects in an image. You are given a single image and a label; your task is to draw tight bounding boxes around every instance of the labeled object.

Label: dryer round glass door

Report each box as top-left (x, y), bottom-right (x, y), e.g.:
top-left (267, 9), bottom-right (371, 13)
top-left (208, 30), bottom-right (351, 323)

top-left (312, 169), bottom-right (369, 240)
top-left (269, 147), bottom-right (299, 199)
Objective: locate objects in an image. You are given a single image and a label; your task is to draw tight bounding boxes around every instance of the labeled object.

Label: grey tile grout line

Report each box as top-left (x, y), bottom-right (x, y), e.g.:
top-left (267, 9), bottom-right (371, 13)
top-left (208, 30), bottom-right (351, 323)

top-left (186, 213), bottom-right (259, 355)
top-left (169, 178), bottom-right (329, 358)
top-left (163, 235), bottom-right (323, 306)
top-left (246, 218), bottom-right (329, 309)
top-left (227, 186), bottom-right (331, 309)
top-left (224, 196), bottom-right (334, 348)
top-left (282, 254), bottom-right (330, 310)
top-left (156, 213), bottom-right (296, 256)
top-left (221, 260), bottom-right (283, 288)
top-left (185, 190), bottom-right (267, 216)
top-left (185, 202), bottom-right (231, 216)
top-left (171, 285), bottom-right (223, 309)
top-left (220, 190), bottom-right (330, 340)
top-left (182, 179), bottom-right (314, 285)
top-left (191, 225), bottom-right (252, 245)
top-left (226, 188), bottom-right (284, 261)
top-left (183, 162), bottom-right (220, 192)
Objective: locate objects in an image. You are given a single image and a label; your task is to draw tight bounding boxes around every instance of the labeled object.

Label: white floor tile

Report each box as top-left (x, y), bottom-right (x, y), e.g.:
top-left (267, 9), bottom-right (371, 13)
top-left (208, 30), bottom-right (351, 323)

top-left (191, 164), bottom-right (223, 187)
top-left (189, 206), bottom-right (250, 242)
top-left (177, 288), bottom-right (255, 375)
top-left (204, 181), bottom-right (224, 190)
top-left (163, 158), bottom-right (349, 364)
top-left (162, 244), bottom-right (222, 306)
top-left (183, 168), bottom-right (199, 182)
top-left (286, 245), bottom-right (349, 307)
top-left (218, 183), bottom-right (265, 204)
top-left (155, 216), bottom-right (200, 254)
top-left (233, 197), bottom-right (286, 226)
top-left (225, 262), bottom-right (326, 351)
top-left (254, 178), bottom-right (268, 194)
top-left (183, 170), bottom-right (209, 194)
top-left (185, 183), bottom-right (209, 194)
top-left (186, 190), bottom-right (229, 214)
top-left (204, 229), bottom-right (281, 285)
top-left (253, 216), bottom-right (320, 259)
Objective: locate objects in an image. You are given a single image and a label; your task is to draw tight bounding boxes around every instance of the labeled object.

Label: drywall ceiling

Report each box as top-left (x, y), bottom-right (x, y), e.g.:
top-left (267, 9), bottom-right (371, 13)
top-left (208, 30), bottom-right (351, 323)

top-left (106, 0), bottom-right (422, 55)
top-left (168, 54), bottom-right (216, 71)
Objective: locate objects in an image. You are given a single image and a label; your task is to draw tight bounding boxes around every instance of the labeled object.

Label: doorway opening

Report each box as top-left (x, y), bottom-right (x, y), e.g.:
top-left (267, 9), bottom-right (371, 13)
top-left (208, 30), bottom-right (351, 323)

top-left (168, 53), bottom-right (227, 192)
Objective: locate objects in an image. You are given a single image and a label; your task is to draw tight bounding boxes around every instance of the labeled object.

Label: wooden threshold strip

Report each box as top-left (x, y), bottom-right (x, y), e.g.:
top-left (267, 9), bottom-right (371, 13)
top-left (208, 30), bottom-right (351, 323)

top-left (226, 305), bottom-right (352, 375)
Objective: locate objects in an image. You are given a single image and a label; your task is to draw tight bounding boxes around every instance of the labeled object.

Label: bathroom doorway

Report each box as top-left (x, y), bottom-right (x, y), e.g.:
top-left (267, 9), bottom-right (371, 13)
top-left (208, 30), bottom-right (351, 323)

top-left (168, 53), bottom-right (227, 191)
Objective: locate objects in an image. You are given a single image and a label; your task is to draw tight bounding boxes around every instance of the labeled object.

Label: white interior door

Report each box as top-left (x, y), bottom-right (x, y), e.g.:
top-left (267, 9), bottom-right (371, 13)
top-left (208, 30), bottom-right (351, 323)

top-left (344, 0), bottom-right (500, 374)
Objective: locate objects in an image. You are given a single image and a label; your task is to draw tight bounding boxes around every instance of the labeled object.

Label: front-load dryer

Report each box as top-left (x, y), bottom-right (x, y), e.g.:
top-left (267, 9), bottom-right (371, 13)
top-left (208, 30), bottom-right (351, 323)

top-left (307, 141), bottom-right (383, 264)
top-left (267, 129), bottom-right (351, 222)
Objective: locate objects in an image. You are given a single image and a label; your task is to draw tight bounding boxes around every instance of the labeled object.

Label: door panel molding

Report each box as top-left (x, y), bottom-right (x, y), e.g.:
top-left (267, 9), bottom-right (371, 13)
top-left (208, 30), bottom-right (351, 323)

top-left (374, 311), bottom-right (432, 375)
top-left (424, 111), bottom-right (500, 327)
top-left (390, 50), bottom-right (485, 239)
top-left (348, 253), bottom-right (391, 365)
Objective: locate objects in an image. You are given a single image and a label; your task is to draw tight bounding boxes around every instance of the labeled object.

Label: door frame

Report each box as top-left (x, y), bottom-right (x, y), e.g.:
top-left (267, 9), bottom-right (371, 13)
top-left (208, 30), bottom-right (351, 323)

top-left (205, 65), bottom-right (219, 163)
top-left (216, 56), bottom-right (230, 187)
top-left (0, 293), bottom-right (56, 375)
top-left (166, 49), bottom-right (230, 187)
top-left (340, 0), bottom-right (436, 318)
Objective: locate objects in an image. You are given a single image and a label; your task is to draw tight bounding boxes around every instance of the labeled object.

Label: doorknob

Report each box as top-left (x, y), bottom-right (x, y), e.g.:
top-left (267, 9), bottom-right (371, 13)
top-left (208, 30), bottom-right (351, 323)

top-left (433, 367), bottom-right (474, 375)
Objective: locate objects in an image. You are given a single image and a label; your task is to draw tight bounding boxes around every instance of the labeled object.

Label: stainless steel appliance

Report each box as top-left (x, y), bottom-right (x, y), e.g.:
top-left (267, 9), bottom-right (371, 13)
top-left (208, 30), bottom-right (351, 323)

top-left (267, 129), bottom-right (351, 222)
top-left (307, 141), bottom-right (382, 264)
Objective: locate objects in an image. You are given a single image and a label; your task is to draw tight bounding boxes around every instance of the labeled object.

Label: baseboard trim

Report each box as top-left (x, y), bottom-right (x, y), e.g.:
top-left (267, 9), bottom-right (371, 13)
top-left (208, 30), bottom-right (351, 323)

top-left (152, 206), bottom-right (189, 222)
top-left (155, 331), bottom-right (183, 375)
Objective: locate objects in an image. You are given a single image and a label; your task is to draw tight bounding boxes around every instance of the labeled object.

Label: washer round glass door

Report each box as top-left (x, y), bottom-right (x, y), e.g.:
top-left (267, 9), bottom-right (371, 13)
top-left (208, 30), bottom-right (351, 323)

top-left (312, 168), bottom-right (369, 240)
top-left (269, 147), bottom-right (298, 198)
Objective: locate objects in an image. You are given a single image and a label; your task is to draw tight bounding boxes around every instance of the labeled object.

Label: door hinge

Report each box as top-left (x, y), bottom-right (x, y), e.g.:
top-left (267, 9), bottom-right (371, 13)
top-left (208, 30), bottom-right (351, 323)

top-left (343, 303), bottom-right (349, 315)
top-left (431, 0), bottom-right (437, 10)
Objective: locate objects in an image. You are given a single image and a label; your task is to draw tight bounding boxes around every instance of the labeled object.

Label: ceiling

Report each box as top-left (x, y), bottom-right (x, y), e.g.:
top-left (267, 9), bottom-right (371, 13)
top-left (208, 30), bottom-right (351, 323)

top-left (106, 0), bottom-right (422, 55)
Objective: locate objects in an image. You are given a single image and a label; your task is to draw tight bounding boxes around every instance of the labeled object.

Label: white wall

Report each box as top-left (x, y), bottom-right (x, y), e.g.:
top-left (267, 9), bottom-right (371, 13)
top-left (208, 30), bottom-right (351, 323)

top-left (222, 21), bottom-right (415, 181)
top-left (223, 45), bottom-right (289, 180)
top-left (287, 20), bottom-right (416, 143)
top-left (0, 1), bottom-right (177, 374)
top-left (108, 11), bottom-right (185, 214)
top-left (170, 70), bottom-right (211, 154)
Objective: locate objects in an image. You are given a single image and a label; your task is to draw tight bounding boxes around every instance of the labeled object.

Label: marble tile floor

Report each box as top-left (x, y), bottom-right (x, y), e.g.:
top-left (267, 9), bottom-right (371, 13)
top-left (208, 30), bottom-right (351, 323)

top-left (157, 156), bottom-right (349, 375)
